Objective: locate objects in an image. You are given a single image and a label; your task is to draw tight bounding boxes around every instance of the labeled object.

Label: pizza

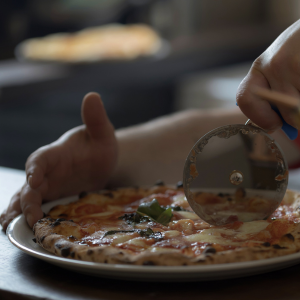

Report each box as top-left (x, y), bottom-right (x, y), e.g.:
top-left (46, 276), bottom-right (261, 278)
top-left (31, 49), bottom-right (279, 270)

top-left (18, 24), bottom-right (162, 63)
top-left (33, 183), bottom-right (300, 266)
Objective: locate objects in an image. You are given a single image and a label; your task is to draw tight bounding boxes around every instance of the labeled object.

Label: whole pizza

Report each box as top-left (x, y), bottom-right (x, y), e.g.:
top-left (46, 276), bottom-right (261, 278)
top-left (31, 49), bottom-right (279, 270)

top-left (33, 183), bottom-right (300, 266)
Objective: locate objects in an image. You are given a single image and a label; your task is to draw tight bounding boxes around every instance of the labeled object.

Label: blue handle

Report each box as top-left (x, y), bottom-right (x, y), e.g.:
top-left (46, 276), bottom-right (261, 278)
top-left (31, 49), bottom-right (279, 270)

top-left (272, 106), bottom-right (298, 140)
top-left (236, 102), bottom-right (298, 140)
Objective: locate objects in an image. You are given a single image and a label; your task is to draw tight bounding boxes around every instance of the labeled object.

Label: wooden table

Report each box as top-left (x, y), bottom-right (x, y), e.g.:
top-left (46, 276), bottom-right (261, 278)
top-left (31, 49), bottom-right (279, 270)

top-left (1, 166), bottom-right (300, 300)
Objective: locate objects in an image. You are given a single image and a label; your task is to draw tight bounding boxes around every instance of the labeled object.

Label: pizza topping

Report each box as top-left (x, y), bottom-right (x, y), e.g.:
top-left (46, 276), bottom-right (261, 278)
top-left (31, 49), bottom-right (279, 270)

top-left (284, 233), bottom-right (295, 241)
top-left (137, 199), bottom-right (173, 226)
top-left (35, 186), bottom-right (300, 264)
top-left (203, 247), bottom-right (216, 254)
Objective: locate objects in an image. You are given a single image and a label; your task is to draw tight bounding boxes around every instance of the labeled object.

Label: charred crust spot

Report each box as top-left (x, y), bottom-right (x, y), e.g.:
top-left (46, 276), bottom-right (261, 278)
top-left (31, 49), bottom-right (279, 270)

top-left (68, 235), bottom-right (77, 241)
top-left (273, 244), bottom-right (287, 249)
top-left (103, 192), bottom-right (114, 198)
top-left (143, 261), bottom-right (155, 266)
top-left (217, 193), bottom-right (224, 197)
top-left (32, 238), bottom-right (37, 243)
top-left (182, 263), bottom-right (187, 266)
top-left (104, 259), bottom-right (108, 263)
top-left (51, 221), bottom-right (61, 227)
top-left (118, 252), bottom-right (124, 255)
top-left (55, 243), bottom-right (63, 249)
top-left (262, 242), bottom-right (271, 247)
top-left (204, 247), bottom-right (216, 254)
top-left (56, 218), bottom-right (66, 222)
top-left (78, 255), bottom-right (81, 259)
top-left (155, 180), bottom-right (164, 186)
top-left (61, 247), bottom-right (71, 257)
top-left (284, 233), bottom-right (295, 241)
top-left (70, 251), bottom-right (75, 258)
top-left (87, 249), bottom-right (93, 255)
top-left (43, 212), bottom-right (46, 218)
top-left (176, 181), bottom-right (183, 189)
top-left (79, 191), bottom-right (88, 199)
top-left (40, 236), bottom-right (46, 242)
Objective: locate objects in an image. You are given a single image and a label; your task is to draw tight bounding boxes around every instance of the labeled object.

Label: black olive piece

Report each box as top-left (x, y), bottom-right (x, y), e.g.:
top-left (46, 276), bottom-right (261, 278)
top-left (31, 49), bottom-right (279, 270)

top-left (155, 180), bottom-right (164, 186)
top-left (79, 191), bottom-right (88, 199)
top-left (273, 244), bottom-right (287, 249)
top-left (61, 247), bottom-right (71, 257)
top-left (285, 233), bottom-right (295, 241)
top-left (204, 247), bottom-right (216, 254)
top-left (40, 236), bottom-right (45, 242)
top-left (176, 181), bottom-right (183, 188)
top-left (32, 238), bottom-right (37, 243)
top-left (87, 249), bottom-right (93, 255)
top-left (262, 242), bottom-right (270, 247)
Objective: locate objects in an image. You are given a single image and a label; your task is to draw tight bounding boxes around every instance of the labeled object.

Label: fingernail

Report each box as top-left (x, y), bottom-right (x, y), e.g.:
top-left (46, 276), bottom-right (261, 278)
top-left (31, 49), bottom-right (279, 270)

top-left (27, 175), bottom-right (33, 187)
top-left (27, 214), bottom-right (34, 227)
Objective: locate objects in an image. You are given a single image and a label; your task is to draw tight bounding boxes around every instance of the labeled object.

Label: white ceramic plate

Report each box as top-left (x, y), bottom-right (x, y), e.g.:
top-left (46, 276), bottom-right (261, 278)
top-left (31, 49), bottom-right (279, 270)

top-left (7, 196), bottom-right (300, 282)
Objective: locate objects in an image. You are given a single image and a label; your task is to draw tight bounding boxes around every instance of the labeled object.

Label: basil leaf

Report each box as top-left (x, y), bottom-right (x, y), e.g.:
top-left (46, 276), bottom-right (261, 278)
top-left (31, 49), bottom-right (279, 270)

top-left (137, 199), bottom-right (165, 219)
top-left (136, 199), bottom-right (173, 226)
top-left (156, 208), bottom-right (173, 225)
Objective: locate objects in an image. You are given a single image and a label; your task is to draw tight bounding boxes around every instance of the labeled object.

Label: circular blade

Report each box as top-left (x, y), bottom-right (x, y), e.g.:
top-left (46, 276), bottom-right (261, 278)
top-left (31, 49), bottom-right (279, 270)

top-left (183, 124), bottom-right (288, 226)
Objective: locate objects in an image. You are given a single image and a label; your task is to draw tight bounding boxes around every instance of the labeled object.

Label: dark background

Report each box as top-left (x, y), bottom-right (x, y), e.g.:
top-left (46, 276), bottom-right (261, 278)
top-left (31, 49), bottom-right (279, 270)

top-left (0, 0), bottom-right (299, 169)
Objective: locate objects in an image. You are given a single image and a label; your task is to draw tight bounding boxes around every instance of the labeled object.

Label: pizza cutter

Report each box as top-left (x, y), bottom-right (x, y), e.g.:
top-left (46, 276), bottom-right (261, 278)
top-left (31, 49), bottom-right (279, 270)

top-left (183, 87), bottom-right (299, 226)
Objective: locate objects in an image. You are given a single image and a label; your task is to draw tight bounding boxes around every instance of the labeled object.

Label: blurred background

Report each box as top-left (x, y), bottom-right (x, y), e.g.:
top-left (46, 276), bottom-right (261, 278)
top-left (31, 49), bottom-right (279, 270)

top-left (1, 0), bottom-right (300, 170)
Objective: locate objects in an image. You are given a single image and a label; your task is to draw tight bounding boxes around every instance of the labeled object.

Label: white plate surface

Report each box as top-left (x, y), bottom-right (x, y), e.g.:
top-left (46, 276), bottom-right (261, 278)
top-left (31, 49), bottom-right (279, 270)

top-left (7, 196), bottom-right (300, 282)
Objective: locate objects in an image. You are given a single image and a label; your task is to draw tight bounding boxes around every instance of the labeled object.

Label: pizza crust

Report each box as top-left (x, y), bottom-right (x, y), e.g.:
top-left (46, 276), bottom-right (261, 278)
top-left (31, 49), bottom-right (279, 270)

top-left (33, 188), bottom-right (300, 266)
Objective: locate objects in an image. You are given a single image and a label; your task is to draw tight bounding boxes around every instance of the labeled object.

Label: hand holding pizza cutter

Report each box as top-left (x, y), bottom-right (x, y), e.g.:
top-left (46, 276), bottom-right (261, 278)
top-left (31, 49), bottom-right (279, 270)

top-left (183, 87), bottom-right (300, 226)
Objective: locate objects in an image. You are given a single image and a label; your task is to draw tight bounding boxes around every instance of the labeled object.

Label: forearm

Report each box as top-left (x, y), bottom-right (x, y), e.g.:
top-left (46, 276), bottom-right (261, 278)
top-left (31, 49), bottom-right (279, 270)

top-left (109, 108), bottom-right (248, 187)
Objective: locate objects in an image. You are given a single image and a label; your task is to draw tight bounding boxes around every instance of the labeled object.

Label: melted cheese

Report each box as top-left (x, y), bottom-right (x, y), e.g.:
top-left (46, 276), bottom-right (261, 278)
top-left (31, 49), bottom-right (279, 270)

top-left (235, 221), bottom-right (269, 239)
top-left (184, 231), bottom-right (240, 246)
top-left (176, 211), bottom-right (200, 220)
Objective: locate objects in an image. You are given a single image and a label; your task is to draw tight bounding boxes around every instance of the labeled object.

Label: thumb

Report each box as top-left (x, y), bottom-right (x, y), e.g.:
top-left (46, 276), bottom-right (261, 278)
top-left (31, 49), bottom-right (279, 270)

top-left (81, 92), bottom-right (115, 140)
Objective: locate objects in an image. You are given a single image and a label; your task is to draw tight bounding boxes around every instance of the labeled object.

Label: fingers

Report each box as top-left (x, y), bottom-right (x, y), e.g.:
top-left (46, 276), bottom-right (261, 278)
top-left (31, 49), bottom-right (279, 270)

top-left (25, 145), bottom-right (61, 190)
top-left (237, 72), bottom-right (283, 132)
top-left (20, 182), bottom-right (45, 227)
top-left (81, 92), bottom-right (115, 140)
top-left (0, 187), bottom-right (22, 231)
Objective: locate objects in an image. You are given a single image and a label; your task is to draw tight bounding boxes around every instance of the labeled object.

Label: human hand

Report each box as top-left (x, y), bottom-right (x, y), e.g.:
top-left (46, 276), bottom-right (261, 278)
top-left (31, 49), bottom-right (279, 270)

top-left (237, 19), bottom-right (300, 133)
top-left (0, 92), bottom-right (117, 231)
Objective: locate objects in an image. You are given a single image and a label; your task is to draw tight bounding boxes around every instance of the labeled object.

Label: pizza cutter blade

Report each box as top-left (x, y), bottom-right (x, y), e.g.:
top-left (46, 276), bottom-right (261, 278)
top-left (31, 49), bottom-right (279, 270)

top-left (183, 123), bottom-right (288, 226)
